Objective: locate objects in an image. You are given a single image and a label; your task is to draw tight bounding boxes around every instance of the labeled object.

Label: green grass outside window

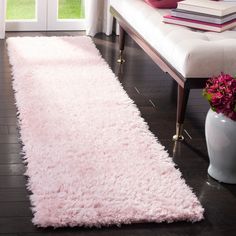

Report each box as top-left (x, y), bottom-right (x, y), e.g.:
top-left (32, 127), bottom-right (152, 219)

top-left (6, 0), bottom-right (84, 20)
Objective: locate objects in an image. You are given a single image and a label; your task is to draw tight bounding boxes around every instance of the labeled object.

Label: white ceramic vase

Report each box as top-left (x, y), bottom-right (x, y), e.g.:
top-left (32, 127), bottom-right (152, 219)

top-left (205, 109), bottom-right (236, 184)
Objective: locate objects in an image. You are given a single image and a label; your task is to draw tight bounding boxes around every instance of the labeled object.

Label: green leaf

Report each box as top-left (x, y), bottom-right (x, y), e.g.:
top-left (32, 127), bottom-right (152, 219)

top-left (203, 90), bottom-right (212, 101)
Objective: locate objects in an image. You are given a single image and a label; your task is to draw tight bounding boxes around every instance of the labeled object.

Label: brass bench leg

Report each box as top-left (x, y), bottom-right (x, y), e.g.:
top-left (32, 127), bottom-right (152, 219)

top-left (173, 123), bottom-right (184, 141)
top-left (117, 50), bottom-right (125, 64)
top-left (117, 25), bottom-right (126, 64)
top-left (173, 84), bottom-right (190, 141)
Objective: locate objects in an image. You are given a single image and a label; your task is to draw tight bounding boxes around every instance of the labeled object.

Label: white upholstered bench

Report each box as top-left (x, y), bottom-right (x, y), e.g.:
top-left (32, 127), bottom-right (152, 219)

top-left (110, 0), bottom-right (236, 140)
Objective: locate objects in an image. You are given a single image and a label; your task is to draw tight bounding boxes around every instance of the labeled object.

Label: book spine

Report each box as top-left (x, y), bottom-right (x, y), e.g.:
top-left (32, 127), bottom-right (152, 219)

top-left (163, 18), bottom-right (221, 32)
top-left (171, 11), bottom-right (223, 24)
top-left (177, 3), bottom-right (222, 16)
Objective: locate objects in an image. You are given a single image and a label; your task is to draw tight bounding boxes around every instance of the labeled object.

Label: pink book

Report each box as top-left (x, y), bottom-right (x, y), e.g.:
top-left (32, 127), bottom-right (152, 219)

top-left (163, 14), bottom-right (236, 32)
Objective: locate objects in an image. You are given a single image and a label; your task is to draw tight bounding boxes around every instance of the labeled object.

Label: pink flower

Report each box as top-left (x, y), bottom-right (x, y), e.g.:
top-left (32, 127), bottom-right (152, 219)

top-left (203, 73), bottom-right (236, 121)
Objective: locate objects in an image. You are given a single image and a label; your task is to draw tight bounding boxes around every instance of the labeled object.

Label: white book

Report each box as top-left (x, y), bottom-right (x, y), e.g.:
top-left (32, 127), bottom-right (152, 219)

top-left (177, 0), bottom-right (236, 16)
top-left (223, 0), bottom-right (236, 3)
top-left (171, 9), bottom-right (236, 24)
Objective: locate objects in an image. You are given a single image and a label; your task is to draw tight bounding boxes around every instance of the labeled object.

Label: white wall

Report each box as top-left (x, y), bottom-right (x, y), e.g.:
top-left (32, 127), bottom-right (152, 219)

top-left (0, 0), bottom-right (6, 39)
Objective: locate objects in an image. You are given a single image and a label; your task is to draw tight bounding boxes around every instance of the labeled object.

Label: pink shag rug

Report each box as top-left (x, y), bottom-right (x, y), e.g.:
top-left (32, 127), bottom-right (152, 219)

top-left (7, 36), bottom-right (204, 228)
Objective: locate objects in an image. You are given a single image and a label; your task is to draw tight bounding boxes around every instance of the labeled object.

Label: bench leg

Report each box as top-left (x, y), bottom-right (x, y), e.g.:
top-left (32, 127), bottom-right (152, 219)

top-left (173, 84), bottom-right (190, 141)
top-left (117, 25), bottom-right (126, 64)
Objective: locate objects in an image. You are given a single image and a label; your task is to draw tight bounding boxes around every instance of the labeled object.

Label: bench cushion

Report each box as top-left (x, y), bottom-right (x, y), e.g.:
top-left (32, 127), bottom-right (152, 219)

top-left (110, 0), bottom-right (236, 78)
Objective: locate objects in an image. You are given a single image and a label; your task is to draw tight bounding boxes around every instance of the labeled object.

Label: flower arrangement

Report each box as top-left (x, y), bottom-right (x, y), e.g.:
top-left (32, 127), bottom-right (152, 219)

top-left (203, 73), bottom-right (236, 121)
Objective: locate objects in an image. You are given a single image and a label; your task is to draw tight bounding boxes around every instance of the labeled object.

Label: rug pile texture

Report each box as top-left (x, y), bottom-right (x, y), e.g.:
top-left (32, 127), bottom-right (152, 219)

top-left (7, 36), bottom-right (204, 227)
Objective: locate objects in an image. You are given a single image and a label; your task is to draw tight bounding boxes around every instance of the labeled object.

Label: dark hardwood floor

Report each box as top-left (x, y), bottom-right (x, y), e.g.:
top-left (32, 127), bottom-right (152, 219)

top-left (0, 31), bottom-right (236, 236)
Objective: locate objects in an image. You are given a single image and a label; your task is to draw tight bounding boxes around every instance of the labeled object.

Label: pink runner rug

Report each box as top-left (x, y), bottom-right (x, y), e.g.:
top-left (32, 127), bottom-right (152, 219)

top-left (7, 36), bottom-right (204, 228)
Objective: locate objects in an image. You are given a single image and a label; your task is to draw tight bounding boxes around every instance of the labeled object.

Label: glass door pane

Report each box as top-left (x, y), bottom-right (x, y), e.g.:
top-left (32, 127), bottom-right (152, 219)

top-left (6, 0), bottom-right (47, 31)
top-left (47, 0), bottom-right (85, 31)
top-left (6, 0), bottom-right (36, 20)
top-left (58, 0), bottom-right (84, 19)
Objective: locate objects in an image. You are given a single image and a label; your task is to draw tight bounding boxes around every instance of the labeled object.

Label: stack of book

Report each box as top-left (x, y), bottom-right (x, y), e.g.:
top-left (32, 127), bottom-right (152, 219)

top-left (163, 0), bottom-right (236, 32)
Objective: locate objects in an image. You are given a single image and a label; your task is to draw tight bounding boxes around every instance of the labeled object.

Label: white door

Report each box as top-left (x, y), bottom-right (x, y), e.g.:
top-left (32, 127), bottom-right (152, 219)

top-left (6, 0), bottom-right (85, 31)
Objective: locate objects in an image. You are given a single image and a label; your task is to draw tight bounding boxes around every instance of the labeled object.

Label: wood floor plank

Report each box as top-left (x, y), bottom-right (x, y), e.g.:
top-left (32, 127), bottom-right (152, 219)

top-left (0, 163), bottom-right (25, 175)
top-left (0, 135), bottom-right (19, 144)
top-left (0, 125), bottom-right (8, 134)
top-left (0, 188), bottom-right (29, 202)
top-left (7, 126), bottom-right (19, 135)
top-left (0, 117), bottom-right (17, 125)
top-left (0, 217), bottom-right (36, 234)
top-left (0, 176), bottom-right (27, 188)
top-left (0, 143), bottom-right (21, 154)
top-left (0, 202), bottom-right (32, 217)
top-left (0, 153), bottom-right (22, 164)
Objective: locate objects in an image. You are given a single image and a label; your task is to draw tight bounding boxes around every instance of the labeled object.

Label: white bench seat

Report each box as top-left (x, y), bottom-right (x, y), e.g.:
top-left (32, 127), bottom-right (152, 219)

top-left (110, 0), bottom-right (236, 78)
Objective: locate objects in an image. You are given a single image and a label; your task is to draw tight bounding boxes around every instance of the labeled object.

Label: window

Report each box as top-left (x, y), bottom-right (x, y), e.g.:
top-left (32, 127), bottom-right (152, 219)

top-left (6, 0), bottom-right (85, 31)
